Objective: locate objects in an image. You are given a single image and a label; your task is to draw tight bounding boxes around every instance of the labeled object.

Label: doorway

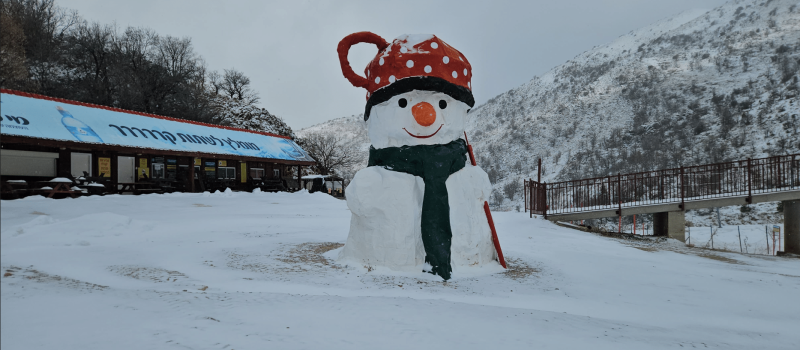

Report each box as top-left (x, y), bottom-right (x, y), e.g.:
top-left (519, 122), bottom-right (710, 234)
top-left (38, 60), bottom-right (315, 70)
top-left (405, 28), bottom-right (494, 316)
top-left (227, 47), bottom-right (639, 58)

top-left (118, 156), bottom-right (135, 188)
top-left (71, 152), bottom-right (92, 178)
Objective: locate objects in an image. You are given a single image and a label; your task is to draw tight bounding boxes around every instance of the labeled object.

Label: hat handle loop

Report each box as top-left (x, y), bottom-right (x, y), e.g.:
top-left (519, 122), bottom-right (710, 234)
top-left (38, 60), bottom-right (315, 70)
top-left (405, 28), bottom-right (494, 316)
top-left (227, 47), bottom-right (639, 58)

top-left (337, 32), bottom-right (389, 88)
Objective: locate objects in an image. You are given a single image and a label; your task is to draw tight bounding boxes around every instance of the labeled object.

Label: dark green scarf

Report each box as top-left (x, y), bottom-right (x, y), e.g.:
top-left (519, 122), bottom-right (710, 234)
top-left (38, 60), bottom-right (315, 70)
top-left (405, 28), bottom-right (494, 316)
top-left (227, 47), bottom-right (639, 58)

top-left (368, 139), bottom-right (468, 280)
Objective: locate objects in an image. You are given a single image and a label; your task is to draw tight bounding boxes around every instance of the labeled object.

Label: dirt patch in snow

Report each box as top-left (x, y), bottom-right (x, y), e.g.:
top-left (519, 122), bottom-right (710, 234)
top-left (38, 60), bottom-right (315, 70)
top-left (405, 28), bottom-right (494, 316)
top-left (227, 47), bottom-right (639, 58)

top-left (2, 265), bottom-right (107, 291)
top-left (108, 265), bottom-right (189, 283)
top-left (226, 242), bottom-right (345, 276)
top-left (503, 258), bottom-right (540, 280)
top-left (278, 242), bottom-right (344, 267)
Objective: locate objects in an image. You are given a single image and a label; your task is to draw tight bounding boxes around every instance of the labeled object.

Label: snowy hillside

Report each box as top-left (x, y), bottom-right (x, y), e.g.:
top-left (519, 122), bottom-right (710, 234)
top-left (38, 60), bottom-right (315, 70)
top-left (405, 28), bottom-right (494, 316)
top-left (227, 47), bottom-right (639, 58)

top-left (301, 0), bottom-right (799, 214)
top-left (296, 114), bottom-right (371, 179)
top-left (470, 0), bottom-right (799, 203)
top-left (2, 193), bottom-right (799, 349)
top-left (211, 96), bottom-right (295, 138)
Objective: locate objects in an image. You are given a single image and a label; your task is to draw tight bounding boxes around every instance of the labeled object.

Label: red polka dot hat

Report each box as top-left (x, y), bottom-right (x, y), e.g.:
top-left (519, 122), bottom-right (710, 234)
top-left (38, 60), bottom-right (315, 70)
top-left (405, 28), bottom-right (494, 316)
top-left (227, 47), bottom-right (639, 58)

top-left (337, 32), bottom-right (474, 120)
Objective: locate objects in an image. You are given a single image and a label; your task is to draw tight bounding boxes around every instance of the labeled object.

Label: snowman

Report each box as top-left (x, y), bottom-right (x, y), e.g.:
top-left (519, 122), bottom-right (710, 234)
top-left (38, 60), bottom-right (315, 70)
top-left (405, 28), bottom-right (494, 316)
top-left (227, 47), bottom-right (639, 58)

top-left (336, 32), bottom-right (503, 280)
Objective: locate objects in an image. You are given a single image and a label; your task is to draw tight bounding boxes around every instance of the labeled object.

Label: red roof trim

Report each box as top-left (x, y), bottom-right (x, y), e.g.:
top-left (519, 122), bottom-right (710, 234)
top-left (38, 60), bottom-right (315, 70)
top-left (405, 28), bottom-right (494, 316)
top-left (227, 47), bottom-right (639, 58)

top-left (0, 88), bottom-right (292, 140)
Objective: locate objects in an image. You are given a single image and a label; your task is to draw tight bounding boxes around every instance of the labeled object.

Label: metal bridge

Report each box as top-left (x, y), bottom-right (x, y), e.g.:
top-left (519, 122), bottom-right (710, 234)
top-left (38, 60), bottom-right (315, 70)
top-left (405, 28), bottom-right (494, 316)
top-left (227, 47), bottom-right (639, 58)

top-left (524, 154), bottom-right (800, 253)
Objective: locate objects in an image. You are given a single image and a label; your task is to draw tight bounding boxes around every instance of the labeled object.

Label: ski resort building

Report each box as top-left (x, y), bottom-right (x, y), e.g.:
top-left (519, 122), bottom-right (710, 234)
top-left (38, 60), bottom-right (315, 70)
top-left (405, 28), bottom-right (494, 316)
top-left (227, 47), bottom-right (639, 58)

top-left (0, 89), bottom-right (316, 195)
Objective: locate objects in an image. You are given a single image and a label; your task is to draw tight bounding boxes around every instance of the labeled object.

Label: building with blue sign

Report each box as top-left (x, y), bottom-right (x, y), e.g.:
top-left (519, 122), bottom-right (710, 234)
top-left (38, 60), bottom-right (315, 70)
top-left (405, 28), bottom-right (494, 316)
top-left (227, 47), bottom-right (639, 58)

top-left (1, 89), bottom-right (315, 195)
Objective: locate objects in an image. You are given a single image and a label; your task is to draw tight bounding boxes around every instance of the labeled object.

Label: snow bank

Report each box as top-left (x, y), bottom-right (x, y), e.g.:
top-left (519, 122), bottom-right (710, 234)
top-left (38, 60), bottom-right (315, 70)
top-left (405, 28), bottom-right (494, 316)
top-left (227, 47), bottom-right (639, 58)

top-left (2, 192), bottom-right (799, 349)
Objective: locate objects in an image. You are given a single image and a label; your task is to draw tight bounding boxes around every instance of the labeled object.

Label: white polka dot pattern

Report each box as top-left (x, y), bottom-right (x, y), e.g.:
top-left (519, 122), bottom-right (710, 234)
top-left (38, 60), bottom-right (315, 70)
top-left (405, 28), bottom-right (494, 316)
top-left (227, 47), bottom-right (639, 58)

top-left (358, 34), bottom-right (472, 94)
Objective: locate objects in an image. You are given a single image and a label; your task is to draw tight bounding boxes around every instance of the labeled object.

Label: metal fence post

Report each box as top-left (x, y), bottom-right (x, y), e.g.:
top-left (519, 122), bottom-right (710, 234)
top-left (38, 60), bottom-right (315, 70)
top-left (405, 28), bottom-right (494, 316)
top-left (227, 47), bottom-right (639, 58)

top-left (529, 179), bottom-right (534, 218)
top-left (617, 173), bottom-right (622, 216)
top-left (537, 158), bottom-right (542, 183)
top-left (524, 179), bottom-right (528, 212)
top-left (680, 165), bottom-right (685, 210)
top-left (747, 158), bottom-right (752, 203)
top-left (792, 155), bottom-right (797, 188)
top-left (543, 182), bottom-right (547, 219)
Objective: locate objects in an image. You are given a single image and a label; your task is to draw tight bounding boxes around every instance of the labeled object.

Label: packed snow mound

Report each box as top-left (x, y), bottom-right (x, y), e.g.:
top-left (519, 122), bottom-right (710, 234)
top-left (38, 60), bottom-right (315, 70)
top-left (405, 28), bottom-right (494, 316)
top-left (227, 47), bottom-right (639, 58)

top-left (1, 191), bottom-right (799, 349)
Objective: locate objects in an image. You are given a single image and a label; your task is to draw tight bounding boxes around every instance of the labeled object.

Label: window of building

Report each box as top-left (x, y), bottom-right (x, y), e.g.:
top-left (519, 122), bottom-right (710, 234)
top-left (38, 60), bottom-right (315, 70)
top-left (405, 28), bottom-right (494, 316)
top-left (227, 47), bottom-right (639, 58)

top-left (152, 163), bottom-right (165, 179)
top-left (218, 167), bottom-right (236, 180)
top-left (250, 168), bottom-right (265, 180)
top-left (204, 161), bottom-right (216, 180)
top-left (166, 158), bottom-right (177, 179)
top-left (273, 169), bottom-right (280, 178)
top-left (151, 157), bottom-right (165, 179)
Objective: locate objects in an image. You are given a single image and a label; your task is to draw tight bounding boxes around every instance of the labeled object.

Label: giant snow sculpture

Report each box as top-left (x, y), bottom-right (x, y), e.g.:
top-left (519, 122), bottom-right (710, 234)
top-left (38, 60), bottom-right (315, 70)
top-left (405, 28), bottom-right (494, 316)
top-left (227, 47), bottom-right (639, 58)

top-left (336, 32), bottom-right (504, 280)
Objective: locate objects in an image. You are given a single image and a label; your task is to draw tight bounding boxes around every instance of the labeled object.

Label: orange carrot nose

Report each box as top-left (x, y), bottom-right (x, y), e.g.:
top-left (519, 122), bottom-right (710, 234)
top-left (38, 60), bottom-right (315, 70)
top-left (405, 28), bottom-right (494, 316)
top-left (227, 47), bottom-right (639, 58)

top-left (411, 102), bottom-right (436, 127)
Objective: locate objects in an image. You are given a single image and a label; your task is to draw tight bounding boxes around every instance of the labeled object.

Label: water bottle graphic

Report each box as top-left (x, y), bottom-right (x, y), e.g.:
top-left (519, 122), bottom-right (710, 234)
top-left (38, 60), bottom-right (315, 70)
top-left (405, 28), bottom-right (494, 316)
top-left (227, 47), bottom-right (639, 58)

top-left (57, 106), bottom-right (103, 143)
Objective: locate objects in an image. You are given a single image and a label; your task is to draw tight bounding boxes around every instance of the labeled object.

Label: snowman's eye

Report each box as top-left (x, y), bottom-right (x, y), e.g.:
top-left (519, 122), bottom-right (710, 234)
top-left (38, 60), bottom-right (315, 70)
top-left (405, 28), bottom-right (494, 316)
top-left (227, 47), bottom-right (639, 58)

top-left (439, 100), bottom-right (447, 109)
top-left (398, 98), bottom-right (408, 108)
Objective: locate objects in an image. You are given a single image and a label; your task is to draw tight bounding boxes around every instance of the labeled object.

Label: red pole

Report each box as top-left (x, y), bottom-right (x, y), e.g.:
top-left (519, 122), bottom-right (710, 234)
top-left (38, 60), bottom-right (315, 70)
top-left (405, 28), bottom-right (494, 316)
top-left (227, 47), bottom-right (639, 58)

top-left (483, 201), bottom-right (506, 268)
top-left (464, 132), bottom-right (476, 166)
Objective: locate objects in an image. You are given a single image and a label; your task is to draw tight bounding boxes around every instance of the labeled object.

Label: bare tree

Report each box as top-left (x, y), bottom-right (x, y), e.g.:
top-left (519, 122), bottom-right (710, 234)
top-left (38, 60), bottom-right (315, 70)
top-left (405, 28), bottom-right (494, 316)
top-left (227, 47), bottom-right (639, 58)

top-left (66, 21), bottom-right (116, 105)
top-left (221, 68), bottom-right (258, 105)
top-left (207, 70), bottom-right (222, 95)
top-left (299, 132), bottom-right (358, 176)
top-left (0, 8), bottom-right (28, 89)
top-left (1, 0), bottom-right (78, 92)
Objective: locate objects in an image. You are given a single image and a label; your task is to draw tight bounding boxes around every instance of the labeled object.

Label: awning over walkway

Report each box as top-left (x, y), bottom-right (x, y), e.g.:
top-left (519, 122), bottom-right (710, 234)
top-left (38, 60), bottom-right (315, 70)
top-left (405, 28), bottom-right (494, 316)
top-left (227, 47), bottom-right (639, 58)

top-left (0, 89), bottom-right (315, 165)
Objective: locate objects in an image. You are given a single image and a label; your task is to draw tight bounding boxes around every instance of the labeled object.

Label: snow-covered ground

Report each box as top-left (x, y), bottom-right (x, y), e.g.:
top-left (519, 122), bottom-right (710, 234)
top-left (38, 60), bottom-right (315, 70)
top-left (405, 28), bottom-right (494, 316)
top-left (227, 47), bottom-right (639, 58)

top-left (2, 191), bottom-right (799, 349)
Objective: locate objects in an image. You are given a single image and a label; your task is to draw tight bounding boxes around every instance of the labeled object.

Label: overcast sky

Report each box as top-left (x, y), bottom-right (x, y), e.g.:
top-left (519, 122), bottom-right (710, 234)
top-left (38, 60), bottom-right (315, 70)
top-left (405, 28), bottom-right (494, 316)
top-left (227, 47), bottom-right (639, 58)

top-left (58, 0), bottom-right (728, 129)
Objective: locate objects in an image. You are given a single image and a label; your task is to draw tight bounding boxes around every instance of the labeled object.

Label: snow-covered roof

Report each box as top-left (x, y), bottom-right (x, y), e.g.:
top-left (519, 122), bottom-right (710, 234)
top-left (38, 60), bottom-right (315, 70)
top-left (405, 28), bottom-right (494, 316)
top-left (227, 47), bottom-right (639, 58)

top-left (1, 90), bottom-right (315, 163)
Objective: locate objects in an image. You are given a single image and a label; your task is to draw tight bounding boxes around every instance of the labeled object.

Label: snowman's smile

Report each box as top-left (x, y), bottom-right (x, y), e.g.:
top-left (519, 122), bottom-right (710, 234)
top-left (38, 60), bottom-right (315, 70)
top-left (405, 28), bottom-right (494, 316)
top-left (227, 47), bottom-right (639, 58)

top-left (403, 124), bottom-right (443, 139)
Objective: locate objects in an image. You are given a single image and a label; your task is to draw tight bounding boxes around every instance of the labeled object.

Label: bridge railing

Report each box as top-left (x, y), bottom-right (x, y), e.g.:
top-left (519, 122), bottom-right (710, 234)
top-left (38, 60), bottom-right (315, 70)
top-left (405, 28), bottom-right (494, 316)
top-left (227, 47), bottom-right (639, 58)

top-left (527, 154), bottom-right (799, 218)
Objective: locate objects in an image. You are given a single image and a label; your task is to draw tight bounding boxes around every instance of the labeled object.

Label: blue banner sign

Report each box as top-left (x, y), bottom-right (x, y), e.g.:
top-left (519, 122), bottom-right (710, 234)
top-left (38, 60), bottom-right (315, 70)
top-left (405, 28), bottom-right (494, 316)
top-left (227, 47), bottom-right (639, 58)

top-left (0, 92), bottom-right (314, 162)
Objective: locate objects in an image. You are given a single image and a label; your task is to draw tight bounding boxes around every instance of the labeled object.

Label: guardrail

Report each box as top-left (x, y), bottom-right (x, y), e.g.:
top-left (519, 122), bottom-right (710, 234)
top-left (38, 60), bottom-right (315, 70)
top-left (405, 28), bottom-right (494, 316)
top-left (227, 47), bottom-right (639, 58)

top-left (525, 154), bottom-right (800, 219)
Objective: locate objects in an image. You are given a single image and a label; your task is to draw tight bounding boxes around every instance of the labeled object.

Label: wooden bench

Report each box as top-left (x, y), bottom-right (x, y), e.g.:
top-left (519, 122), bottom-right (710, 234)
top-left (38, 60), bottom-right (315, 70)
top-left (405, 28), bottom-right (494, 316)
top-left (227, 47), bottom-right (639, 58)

top-left (260, 179), bottom-right (286, 192)
top-left (33, 180), bottom-right (81, 198)
top-left (118, 182), bottom-right (163, 195)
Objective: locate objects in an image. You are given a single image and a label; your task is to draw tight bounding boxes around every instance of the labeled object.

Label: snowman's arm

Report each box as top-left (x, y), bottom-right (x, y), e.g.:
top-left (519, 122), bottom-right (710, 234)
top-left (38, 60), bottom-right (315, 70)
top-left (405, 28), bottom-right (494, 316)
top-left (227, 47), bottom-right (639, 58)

top-left (345, 166), bottom-right (423, 216)
top-left (345, 167), bottom-right (380, 216)
top-left (450, 164), bottom-right (492, 202)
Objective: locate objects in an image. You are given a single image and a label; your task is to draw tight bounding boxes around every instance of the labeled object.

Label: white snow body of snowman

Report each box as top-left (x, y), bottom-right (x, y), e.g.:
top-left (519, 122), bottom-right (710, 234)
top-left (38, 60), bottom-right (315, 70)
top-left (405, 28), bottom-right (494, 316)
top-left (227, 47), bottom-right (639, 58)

top-left (336, 32), bottom-right (500, 280)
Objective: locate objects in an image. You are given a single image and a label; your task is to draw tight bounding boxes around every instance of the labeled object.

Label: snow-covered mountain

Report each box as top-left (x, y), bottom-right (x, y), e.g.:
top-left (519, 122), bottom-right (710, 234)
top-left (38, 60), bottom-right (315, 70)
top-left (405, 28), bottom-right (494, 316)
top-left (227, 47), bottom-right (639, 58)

top-left (296, 114), bottom-right (370, 179)
top-left (471, 0), bottom-right (799, 204)
top-left (301, 0), bottom-right (800, 209)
